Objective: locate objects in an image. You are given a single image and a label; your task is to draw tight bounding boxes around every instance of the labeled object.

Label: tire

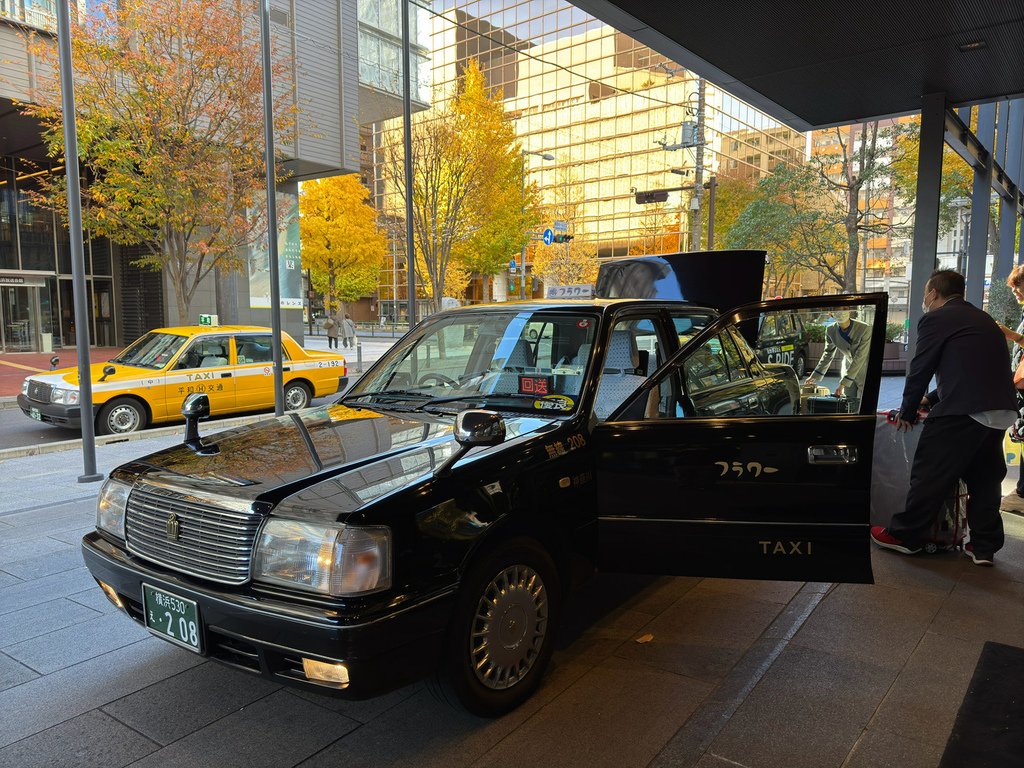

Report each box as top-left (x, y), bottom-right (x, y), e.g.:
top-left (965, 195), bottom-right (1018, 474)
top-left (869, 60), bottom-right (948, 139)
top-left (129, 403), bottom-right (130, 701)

top-left (97, 397), bottom-right (148, 435)
top-left (429, 539), bottom-right (561, 717)
top-left (794, 352), bottom-right (806, 380)
top-left (284, 381), bottom-right (311, 411)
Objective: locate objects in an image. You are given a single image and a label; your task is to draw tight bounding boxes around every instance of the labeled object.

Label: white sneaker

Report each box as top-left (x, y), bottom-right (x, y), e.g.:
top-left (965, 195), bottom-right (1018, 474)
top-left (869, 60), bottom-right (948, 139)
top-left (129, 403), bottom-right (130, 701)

top-left (1000, 492), bottom-right (1024, 513)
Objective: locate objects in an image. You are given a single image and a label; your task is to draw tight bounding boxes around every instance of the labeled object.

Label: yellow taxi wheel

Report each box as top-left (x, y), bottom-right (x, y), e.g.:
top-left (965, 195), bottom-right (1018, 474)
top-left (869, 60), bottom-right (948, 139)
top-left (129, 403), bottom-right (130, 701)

top-left (97, 397), bottom-right (149, 435)
top-left (284, 381), bottom-right (312, 411)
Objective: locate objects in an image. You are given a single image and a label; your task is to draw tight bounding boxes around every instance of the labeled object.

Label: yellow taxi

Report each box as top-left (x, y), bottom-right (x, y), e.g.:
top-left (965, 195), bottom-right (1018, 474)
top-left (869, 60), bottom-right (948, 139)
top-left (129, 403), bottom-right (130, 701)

top-left (17, 325), bottom-right (348, 435)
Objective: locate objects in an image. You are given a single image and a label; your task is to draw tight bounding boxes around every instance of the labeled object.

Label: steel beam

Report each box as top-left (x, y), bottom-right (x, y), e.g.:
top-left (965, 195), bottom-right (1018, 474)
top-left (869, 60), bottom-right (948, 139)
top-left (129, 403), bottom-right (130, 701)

top-left (996, 100), bottom-right (1023, 280)
top-left (945, 108), bottom-right (1024, 212)
top-left (965, 103), bottom-right (995, 306)
top-left (908, 93), bottom-right (946, 360)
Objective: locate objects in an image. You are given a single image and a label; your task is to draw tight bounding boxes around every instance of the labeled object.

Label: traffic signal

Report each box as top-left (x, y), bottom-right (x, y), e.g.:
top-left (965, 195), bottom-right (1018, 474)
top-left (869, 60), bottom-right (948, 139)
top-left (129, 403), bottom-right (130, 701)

top-left (552, 234), bottom-right (574, 243)
top-left (635, 190), bottom-right (669, 204)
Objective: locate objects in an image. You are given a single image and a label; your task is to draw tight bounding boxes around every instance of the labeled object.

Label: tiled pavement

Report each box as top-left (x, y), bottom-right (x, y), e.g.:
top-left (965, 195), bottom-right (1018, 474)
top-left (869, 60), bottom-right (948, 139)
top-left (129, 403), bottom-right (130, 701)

top-left (1, 378), bottom-right (1023, 767)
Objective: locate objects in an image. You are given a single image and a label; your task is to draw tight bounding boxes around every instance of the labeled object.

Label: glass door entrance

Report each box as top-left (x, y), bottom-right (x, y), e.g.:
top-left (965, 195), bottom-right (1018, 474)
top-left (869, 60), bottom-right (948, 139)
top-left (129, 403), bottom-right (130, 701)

top-left (1, 285), bottom-right (42, 352)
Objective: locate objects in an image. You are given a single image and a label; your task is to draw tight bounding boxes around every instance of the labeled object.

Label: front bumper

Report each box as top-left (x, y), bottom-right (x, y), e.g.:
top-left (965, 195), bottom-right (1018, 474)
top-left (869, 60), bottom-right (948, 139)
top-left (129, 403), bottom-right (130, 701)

top-left (81, 532), bottom-right (454, 699)
top-left (17, 393), bottom-right (88, 428)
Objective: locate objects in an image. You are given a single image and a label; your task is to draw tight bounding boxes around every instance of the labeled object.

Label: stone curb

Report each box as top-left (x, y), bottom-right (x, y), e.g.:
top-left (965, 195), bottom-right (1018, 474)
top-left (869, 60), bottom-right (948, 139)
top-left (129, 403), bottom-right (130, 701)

top-left (0, 396), bottom-right (19, 410)
top-left (0, 411), bottom-right (269, 462)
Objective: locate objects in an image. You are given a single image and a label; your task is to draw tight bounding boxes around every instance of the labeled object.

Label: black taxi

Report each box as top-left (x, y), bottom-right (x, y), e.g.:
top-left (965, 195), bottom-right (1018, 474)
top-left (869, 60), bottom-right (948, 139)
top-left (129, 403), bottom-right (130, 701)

top-left (81, 252), bottom-right (887, 717)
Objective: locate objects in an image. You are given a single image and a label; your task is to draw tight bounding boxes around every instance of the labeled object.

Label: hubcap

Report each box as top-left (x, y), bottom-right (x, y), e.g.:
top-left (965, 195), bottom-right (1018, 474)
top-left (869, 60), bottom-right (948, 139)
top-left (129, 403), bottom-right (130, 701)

top-left (470, 564), bottom-right (547, 690)
top-left (285, 386), bottom-right (308, 410)
top-left (108, 405), bottom-right (140, 433)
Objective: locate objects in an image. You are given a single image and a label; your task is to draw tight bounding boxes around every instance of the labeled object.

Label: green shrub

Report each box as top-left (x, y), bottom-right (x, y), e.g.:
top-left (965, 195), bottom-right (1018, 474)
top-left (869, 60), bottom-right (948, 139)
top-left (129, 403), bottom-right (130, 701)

top-left (885, 322), bottom-right (904, 343)
top-left (805, 323), bottom-right (826, 343)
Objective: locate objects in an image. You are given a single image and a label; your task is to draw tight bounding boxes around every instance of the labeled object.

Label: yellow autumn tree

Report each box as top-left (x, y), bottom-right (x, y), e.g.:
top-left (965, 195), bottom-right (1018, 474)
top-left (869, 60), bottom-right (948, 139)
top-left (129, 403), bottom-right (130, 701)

top-left (384, 59), bottom-right (538, 312)
top-left (299, 175), bottom-right (386, 312)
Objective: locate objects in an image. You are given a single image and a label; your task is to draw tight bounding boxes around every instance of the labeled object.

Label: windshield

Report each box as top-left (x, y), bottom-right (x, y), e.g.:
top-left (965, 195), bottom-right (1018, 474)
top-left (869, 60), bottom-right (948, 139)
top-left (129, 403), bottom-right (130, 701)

top-left (112, 332), bottom-right (188, 369)
top-left (346, 310), bottom-right (599, 414)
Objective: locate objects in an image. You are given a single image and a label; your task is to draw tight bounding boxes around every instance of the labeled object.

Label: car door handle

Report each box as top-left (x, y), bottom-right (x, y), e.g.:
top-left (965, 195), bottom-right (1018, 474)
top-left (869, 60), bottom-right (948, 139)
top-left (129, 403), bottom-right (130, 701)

top-left (220, 372), bottom-right (232, 378)
top-left (283, 366), bottom-right (291, 372)
top-left (807, 445), bottom-right (857, 464)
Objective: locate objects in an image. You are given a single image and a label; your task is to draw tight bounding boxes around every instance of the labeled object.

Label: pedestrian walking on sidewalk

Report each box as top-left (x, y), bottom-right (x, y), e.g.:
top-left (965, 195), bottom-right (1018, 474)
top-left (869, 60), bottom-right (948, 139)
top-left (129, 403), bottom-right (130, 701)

top-left (325, 309), bottom-right (339, 350)
top-left (342, 314), bottom-right (356, 349)
top-left (871, 269), bottom-right (1017, 566)
top-left (995, 265), bottom-right (1024, 514)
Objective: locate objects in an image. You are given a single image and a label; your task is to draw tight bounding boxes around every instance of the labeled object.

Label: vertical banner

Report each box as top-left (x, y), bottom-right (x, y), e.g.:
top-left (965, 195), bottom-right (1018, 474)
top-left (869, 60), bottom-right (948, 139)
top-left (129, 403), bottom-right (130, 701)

top-left (249, 190), bottom-right (303, 309)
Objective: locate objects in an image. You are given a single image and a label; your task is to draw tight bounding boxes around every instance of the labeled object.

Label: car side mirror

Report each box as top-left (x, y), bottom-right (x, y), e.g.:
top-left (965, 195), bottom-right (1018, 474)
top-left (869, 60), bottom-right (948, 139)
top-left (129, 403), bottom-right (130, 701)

top-left (454, 409), bottom-right (506, 447)
top-left (99, 364), bottom-right (116, 382)
top-left (437, 409), bottom-right (506, 477)
top-left (182, 393), bottom-right (211, 447)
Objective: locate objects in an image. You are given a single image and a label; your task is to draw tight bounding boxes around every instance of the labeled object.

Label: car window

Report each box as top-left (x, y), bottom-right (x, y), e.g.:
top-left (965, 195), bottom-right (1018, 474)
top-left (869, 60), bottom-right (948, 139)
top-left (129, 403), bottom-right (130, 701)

top-left (683, 335), bottom-right (731, 393)
top-left (111, 332), bottom-right (187, 369)
top-left (234, 335), bottom-right (273, 364)
top-left (776, 314), bottom-right (792, 335)
top-left (596, 315), bottom-right (668, 421)
top-left (672, 313), bottom-right (713, 346)
top-left (758, 315), bottom-right (777, 340)
top-left (351, 310), bottom-right (598, 413)
top-left (175, 336), bottom-right (232, 370)
top-left (721, 332), bottom-right (750, 381)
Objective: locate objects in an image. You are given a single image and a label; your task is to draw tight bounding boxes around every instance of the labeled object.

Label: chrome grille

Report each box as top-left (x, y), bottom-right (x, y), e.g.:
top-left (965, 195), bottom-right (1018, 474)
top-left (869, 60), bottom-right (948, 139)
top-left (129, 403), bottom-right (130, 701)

top-left (27, 380), bottom-right (53, 403)
top-left (125, 485), bottom-right (263, 585)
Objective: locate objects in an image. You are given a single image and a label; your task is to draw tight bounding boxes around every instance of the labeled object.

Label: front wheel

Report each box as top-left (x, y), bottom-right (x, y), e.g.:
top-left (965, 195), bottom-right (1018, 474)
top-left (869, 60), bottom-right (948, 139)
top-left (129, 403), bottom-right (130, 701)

top-left (97, 397), bottom-right (148, 435)
top-left (794, 352), bottom-right (806, 380)
top-left (430, 539), bottom-right (560, 717)
top-left (284, 381), bottom-right (311, 411)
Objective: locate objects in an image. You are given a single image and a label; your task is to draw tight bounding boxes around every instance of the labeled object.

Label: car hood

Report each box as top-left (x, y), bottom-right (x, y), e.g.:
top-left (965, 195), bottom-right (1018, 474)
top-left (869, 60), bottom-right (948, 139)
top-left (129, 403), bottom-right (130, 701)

top-left (126, 403), bottom-right (558, 513)
top-left (28, 362), bottom-right (160, 389)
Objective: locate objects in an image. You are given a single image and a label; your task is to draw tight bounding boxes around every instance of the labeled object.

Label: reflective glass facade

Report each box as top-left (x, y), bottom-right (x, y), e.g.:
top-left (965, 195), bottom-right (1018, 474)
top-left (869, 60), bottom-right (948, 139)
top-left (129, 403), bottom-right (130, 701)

top-left (370, 0), bottom-right (809, 305)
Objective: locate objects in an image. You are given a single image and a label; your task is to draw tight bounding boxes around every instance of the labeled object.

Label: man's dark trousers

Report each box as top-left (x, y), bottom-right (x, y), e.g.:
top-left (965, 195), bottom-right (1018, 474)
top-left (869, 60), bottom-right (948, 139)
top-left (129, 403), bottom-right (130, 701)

top-left (891, 415), bottom-right (1005, 554)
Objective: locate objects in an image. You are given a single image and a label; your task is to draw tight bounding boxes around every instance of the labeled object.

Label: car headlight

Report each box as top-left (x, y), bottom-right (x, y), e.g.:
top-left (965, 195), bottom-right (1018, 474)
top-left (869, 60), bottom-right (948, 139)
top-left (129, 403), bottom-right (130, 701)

top-left (96, 478), bottom-right (132, 539)
top-left (21, 379), bottom-right (29, 396)
top-left (253, 520), bottom-right (391, 597)
top-left (51, 388), bottom-right (80, 405)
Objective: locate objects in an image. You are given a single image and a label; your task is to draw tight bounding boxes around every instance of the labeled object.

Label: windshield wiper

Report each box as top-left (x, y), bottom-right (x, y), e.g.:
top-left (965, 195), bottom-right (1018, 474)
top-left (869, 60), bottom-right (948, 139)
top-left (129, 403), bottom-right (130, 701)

top-left (341, 389), bottom-right (434, 405)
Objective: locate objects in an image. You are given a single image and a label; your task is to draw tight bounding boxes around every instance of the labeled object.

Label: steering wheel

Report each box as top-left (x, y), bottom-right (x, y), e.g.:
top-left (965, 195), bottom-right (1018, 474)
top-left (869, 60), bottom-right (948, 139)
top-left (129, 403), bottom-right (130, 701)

top-left (417, 372), bottom-right (459, 388)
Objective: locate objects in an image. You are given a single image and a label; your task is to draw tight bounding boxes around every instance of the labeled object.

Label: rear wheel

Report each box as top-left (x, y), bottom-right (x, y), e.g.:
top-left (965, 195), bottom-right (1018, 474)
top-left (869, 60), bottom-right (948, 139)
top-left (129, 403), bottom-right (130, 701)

top-left (97, 397), bottom-right (148, 435)
top-left (284, 381), bottom-right (311, 411)
top-left (429, 539), bottom-right (560, 717)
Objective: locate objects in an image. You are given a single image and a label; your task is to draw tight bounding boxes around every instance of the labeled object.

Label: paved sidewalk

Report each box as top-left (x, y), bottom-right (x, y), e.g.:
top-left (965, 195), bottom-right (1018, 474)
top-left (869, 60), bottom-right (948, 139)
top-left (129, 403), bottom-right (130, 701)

top-left (1, 374), bottom-right (1022, 768)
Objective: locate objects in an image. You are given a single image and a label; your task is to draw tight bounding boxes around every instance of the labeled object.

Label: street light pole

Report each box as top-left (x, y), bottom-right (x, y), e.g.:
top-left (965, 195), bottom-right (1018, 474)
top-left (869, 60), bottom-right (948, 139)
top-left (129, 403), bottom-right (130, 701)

top-left (520, 149), bottom-right (554, 300)
top-left (57, 0), bottom-right (101, 482)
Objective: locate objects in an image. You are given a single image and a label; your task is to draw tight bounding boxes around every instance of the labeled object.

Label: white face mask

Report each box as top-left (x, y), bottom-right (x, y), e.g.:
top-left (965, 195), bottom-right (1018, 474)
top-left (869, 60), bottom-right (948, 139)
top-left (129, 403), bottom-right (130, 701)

top-left (834, 311), bottom-right (851, 324)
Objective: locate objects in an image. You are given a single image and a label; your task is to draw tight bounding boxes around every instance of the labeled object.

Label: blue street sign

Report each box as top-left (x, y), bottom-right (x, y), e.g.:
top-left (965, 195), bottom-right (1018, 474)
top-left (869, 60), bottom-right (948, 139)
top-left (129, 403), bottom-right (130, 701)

top-left (542, 229), bottom-right (554, 245)
top-left (509, 258), bottom-right (516, 270)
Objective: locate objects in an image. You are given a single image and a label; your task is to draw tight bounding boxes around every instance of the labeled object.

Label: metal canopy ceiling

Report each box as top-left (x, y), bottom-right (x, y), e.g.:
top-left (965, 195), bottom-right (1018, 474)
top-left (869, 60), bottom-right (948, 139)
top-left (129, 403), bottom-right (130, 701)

top-left (570, 0), bottom-right (1024, 130)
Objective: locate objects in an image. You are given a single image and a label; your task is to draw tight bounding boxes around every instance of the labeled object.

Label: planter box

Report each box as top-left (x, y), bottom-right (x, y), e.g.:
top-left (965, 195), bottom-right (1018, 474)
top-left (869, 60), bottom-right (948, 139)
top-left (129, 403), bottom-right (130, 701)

top-left (883, 342), bottom-right (903, 359)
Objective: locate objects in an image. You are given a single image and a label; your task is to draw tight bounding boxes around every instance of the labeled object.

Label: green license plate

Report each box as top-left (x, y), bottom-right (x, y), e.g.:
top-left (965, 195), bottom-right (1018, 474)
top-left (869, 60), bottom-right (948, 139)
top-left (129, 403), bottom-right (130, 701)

top-left (29, 407), bottom-right (41, 421)
top-left (142, 584), bottom-right (202, 653)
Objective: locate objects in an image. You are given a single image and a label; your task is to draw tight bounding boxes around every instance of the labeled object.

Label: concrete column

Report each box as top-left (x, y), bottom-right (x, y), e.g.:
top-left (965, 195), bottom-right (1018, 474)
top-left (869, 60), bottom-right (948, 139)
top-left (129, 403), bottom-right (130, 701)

top-left (965, 103), bottom-right (995, 306)
top-left (908, 93), bottom-right (946, 360)
top-left (996, 100), bottom-right (1024, 281)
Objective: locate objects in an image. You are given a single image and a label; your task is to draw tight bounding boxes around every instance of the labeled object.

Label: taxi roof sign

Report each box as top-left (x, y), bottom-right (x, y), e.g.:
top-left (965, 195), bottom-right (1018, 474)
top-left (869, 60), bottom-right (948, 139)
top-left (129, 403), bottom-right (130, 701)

top-left (198, 314), bottom-right (219, 327)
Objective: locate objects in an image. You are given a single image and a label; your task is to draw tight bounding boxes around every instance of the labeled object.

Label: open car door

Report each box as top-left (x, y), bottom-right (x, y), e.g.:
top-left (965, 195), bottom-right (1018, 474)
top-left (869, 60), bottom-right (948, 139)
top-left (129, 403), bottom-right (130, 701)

top-left (591, 294), bottom-right (887, 584)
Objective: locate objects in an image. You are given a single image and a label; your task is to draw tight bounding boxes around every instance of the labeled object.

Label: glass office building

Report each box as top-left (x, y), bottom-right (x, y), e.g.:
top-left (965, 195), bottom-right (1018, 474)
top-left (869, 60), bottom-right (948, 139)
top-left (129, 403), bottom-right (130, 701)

top-left (369, 0), bottom-right (808, 306)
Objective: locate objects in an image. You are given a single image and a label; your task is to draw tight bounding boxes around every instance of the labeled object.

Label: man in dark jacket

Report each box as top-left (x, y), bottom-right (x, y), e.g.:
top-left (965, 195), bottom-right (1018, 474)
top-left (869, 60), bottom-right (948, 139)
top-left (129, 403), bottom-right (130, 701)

top-left (871, 270), bottom-right (1017, 566)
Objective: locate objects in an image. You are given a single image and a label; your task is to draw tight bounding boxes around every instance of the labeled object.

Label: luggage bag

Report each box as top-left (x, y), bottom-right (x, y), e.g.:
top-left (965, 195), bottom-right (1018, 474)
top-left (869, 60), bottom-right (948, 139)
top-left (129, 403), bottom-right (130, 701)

top-left (870, 411), bottom-right (967, 552)
top-left (804, 395), bottom-right (852, 414)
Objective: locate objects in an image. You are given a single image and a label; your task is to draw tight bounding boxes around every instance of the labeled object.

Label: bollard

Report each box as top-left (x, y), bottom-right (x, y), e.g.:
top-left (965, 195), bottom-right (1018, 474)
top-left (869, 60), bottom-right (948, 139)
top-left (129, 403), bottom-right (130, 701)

top-left (356, 342), bottom-right (363, 373)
